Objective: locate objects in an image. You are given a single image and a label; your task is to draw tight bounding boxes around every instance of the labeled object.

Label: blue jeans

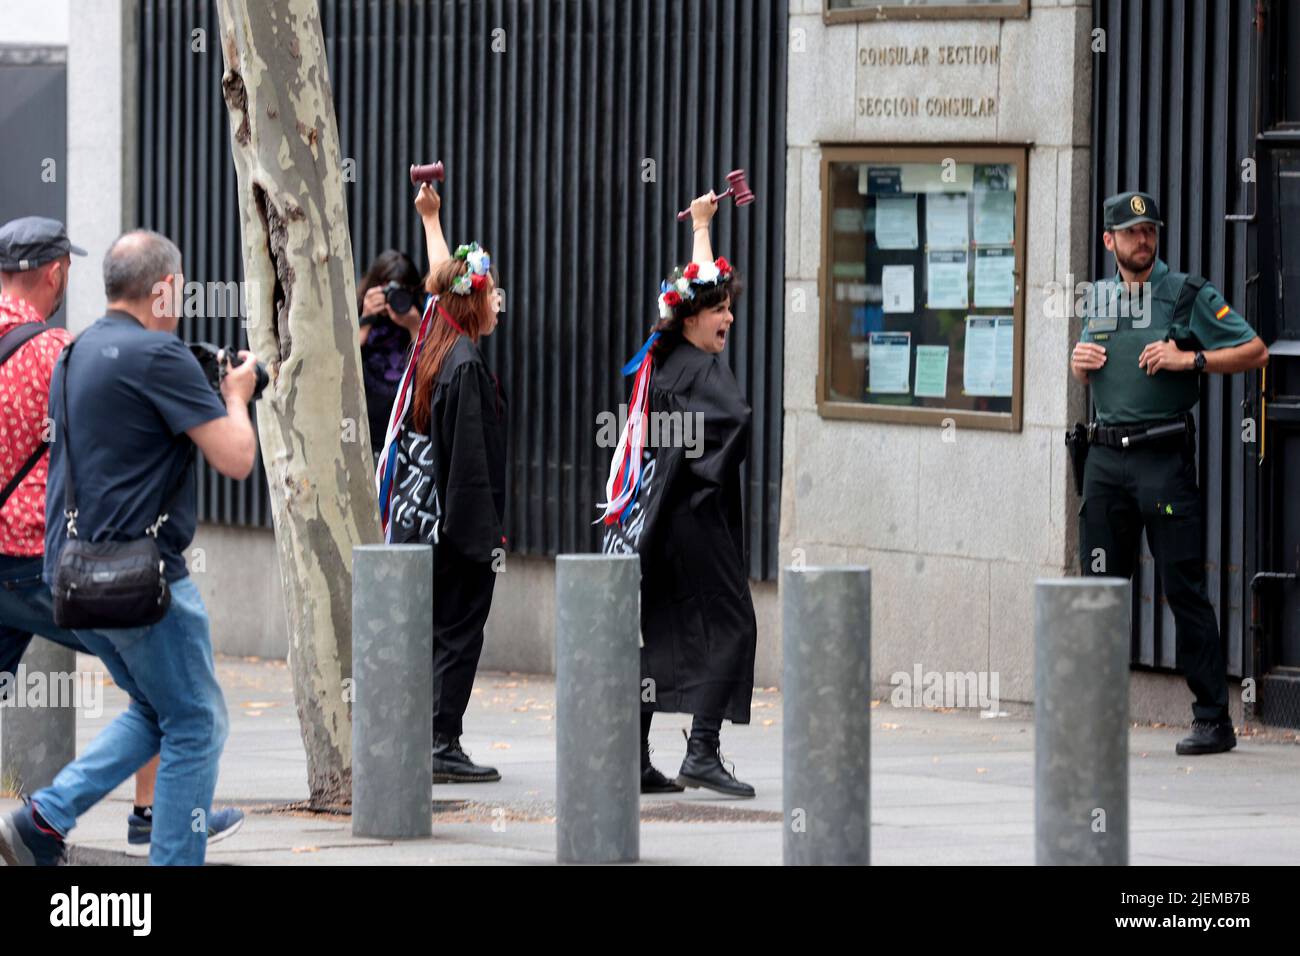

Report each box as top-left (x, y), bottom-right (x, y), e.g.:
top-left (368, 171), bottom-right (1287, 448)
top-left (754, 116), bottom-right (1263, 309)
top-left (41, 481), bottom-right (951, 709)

top-left (0, 555), bottom-right (90, 678)
top-left (30, 576), bottom-right (229, 865)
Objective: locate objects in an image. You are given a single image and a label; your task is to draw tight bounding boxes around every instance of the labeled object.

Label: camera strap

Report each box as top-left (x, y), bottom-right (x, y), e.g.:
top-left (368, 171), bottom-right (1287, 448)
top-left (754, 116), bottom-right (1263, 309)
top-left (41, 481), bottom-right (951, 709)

top-left (0, 322), bottom-right (53, 511)
top-left (60, 338), bottom-right (195, 540)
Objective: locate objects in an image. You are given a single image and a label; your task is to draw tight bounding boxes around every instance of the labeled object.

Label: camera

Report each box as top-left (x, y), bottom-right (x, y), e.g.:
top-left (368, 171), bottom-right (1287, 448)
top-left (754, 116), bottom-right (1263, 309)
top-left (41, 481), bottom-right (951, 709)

top-left (361, 282), bottom-right (419, 327)
top-left (188, 342), bottom-right (269, 403)
top-left (383, 281), bottom-right (417, 316)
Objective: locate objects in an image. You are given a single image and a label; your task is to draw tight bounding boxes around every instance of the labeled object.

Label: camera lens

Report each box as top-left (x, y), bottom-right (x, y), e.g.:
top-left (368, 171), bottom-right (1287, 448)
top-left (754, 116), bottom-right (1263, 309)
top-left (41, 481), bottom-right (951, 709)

top-left (385, 282), bottom-right (414, 315)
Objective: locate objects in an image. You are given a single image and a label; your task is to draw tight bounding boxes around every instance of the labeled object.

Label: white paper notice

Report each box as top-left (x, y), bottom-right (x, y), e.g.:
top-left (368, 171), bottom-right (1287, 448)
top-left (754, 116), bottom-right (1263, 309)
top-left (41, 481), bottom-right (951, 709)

top-left (963, 315), bottom-right (1014, 397)
top-left (926, 250), bottom-right (969, 309)
top-left (925, 193), bottom-right (969, 249)
top-left (868, 331), bottom-right (911, 394)
top-left (993, 316), bottom-right (1014, 396)
top-left (913, 345), bottom-right (950, 399)
top-left (973, 190), bottom-right (1015, 245)
top-left (881, 265), bottom-right (915, 313)
top-left (973, 247), bottom-right (1015, 307)
top-left (875, 196), bottom-right (918, 250)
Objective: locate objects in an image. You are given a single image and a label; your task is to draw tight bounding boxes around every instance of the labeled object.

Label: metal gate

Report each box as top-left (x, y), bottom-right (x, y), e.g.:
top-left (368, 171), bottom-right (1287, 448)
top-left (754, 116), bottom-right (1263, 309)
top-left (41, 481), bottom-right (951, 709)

top-left (0, 45), bottom-right (68, 326)
top-left (135, 0), bottom-right (788, 579)
top-left (1089, 0), bottom-right (1258, 678)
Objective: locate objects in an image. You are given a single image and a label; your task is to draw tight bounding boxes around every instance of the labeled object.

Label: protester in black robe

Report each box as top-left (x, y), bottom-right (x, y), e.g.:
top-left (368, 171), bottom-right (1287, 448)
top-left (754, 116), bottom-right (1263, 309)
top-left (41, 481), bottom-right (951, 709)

top-left (599, 193), bottom-right (758, 798)
top-left (386, 182), bottom-right (506, 783)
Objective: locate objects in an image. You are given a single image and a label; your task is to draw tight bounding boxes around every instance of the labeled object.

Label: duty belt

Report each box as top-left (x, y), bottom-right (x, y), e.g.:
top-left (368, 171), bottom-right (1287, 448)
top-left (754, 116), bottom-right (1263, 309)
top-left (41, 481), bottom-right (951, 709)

top-left (1089, 414), bottom-right (1192, 449)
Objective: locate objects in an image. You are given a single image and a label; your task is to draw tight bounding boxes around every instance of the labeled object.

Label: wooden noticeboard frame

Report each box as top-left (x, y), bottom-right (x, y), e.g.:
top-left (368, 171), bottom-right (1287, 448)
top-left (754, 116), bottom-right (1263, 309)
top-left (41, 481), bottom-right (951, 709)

top-left (817, 144), bottom-right (1030, 431)
top-left (823, 0), bottom-right (1029, 25)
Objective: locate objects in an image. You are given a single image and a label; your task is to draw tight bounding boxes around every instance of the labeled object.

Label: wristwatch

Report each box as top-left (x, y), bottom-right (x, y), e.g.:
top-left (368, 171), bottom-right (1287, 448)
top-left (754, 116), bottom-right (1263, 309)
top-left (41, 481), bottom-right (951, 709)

top-left (1193, 351), bottom-right (1206, 373)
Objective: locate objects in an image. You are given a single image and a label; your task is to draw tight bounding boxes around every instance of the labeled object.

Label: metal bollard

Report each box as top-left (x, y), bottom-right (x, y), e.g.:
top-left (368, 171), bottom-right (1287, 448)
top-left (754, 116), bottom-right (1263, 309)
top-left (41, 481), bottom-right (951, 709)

top-left (1034, 577), bottom-right (1130, 865)
top-left (0, 637), bottom-right (77, 795)
top-left (351, 544), bottom-right (434, 839)
top-left (783, 565), bottom-right (872, 866)
top-left (555, 553), bottom-right (640, 864)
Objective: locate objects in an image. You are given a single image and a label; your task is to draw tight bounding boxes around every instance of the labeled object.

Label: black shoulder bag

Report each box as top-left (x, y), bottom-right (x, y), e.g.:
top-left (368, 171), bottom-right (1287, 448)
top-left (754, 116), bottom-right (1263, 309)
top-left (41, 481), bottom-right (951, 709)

top-left (51, 339), bottom-right (193, 630)
top-left (386, 410), bottom-right (445, 547)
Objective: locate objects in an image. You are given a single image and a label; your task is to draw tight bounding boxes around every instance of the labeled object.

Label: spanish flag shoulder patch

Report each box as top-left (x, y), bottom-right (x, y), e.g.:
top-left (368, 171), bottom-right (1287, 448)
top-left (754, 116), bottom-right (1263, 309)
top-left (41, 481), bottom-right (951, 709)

top-left (1215, 304), bottom-right (1231, 320)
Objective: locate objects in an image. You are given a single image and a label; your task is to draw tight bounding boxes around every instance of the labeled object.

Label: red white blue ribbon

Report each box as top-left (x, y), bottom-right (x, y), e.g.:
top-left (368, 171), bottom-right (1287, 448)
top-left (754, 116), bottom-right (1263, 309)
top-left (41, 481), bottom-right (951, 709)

top-left (376, 293), bottom-right (435, 541)
top-left (596, 332), bottom-right (659, 526)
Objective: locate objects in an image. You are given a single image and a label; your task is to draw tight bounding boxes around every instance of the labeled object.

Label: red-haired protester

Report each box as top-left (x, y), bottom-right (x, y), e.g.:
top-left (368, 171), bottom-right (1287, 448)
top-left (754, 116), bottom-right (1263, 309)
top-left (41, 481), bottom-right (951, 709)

top-left (376, 183), bottom-right (506, 784)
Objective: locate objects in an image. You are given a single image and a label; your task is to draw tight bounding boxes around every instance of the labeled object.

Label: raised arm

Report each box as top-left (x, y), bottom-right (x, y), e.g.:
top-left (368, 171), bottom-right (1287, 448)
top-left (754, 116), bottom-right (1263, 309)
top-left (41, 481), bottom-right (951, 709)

top-left (415, 183), bottom-right (451, 269)
top-left (689, 191), bottom-right (717, 265)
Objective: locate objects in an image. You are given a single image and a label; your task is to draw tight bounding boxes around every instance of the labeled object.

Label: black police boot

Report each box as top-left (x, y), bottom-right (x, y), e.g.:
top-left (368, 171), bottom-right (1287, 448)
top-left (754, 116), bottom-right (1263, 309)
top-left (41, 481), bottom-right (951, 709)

top-left (1175, 718), bottom-right (1237, 756)
top-left (675, 728), bottom-right (755, 798)
top-left (431, 732), bottom-right (501, 783)
top-left (641, 742), bottom-right (685, 794)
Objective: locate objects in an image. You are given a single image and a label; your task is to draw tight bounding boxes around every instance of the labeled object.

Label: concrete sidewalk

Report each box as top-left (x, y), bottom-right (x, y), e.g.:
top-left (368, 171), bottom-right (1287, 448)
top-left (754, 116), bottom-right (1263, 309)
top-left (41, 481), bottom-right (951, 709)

top-left (3, 654), bottom-right (1299, 865)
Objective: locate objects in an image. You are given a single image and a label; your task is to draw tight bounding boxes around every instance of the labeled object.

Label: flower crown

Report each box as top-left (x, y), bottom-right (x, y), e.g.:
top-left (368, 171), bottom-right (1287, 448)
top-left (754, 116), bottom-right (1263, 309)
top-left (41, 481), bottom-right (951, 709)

top-left (657, 256), bottom-right (733, 320)
top-left (449, 241), bottom-right (492, 296)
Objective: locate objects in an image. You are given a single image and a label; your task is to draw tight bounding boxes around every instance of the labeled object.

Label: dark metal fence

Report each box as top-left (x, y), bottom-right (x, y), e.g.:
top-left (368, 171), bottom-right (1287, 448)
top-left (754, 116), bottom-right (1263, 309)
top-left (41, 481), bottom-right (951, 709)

top-left (136, 0), bottom-right (788, 579)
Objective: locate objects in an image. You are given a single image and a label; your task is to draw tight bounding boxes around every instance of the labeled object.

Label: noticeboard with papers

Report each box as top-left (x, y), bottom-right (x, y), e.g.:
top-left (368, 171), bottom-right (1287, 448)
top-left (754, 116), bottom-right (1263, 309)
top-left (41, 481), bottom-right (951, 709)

top-left (818, 146), bottom-right (1027, 430)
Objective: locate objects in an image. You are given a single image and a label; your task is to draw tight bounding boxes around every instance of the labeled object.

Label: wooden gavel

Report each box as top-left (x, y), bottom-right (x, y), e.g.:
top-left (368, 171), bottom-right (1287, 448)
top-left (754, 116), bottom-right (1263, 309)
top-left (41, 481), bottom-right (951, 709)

top-left (409, 161), bottom-right (445, 185)
top-left (676, 169), bottom-right (755, 220)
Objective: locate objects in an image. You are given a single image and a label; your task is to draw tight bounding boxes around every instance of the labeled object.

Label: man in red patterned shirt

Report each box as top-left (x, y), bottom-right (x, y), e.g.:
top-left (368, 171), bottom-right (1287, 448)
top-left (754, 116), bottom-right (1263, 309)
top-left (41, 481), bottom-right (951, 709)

top-left (0, 218), bottom-right (77, 563)
top-left (0, 217), bottom-right (168, 856)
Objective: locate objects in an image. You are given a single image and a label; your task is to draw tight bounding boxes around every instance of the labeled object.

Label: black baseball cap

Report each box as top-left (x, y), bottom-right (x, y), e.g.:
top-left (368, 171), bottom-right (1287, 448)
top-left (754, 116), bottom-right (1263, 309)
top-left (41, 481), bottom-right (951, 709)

top-left (0, 216), bottom-right (87, 271)
top-left (1103, 191), bottom-right (1163, 231)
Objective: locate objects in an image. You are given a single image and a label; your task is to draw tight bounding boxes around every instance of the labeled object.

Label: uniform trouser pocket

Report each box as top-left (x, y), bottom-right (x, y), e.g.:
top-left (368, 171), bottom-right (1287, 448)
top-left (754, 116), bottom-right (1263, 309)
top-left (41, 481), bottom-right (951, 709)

top-left (1148, 498), bottom-right (1204, 573)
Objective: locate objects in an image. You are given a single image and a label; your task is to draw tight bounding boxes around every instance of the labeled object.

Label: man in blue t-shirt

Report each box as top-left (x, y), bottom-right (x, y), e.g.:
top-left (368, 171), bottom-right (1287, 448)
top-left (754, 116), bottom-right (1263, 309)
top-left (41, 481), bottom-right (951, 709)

top-left (0, 229), bottom-right (260, 866)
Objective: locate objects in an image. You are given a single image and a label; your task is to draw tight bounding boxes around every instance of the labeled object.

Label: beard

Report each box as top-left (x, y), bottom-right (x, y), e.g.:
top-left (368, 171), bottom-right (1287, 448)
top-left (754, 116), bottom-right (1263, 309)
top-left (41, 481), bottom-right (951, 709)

top-left (1115, 244), bottom-right (1155, 274)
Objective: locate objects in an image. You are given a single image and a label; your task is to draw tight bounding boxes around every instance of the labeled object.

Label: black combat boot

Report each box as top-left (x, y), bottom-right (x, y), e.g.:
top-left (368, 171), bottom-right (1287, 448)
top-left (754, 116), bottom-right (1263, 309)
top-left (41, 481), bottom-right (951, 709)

top-left (642, 741), bottom-right (685, 794)
top-left (431, 732), bottom-right (501, 783)
top-left (1175, 718), bottom-right (1236, 756)
top-left (675, 728), bottom-right (755, 798)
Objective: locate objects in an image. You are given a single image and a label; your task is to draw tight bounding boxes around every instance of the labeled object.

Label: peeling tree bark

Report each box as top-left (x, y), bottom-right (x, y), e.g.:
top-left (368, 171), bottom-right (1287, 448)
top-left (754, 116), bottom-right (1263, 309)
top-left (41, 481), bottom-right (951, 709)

top-left (216, 0), bottom-right (380, 808)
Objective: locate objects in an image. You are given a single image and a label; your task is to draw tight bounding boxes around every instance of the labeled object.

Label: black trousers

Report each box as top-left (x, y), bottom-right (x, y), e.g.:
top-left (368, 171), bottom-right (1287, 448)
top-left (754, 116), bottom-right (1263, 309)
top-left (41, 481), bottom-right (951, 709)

top-left (1078, 440), bottom-right (1229, 723)
top-left (431, 546), bottom-right (496, 738)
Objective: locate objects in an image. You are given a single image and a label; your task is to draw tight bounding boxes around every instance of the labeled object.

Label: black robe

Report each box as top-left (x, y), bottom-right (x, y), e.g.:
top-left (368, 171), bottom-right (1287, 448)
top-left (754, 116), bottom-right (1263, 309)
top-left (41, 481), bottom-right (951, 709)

top-left (387, 336), bottom-right (506, 734)
top-left (602, 340), bottom-right (758, 723)
top-left (389, 336), bottom-right (506, 562)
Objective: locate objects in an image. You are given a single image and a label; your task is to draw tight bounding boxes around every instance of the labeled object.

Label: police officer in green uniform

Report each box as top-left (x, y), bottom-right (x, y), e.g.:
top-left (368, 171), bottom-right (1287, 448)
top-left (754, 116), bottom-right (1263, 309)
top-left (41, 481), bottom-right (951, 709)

top-left (1071, 190), bottom-right (1268, 756)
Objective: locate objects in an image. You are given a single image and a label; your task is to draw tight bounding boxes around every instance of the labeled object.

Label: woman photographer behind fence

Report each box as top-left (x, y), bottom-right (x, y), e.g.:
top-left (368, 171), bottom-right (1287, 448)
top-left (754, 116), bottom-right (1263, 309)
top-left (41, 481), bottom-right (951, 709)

top-left (358, 250), bottom-right (423, 461)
